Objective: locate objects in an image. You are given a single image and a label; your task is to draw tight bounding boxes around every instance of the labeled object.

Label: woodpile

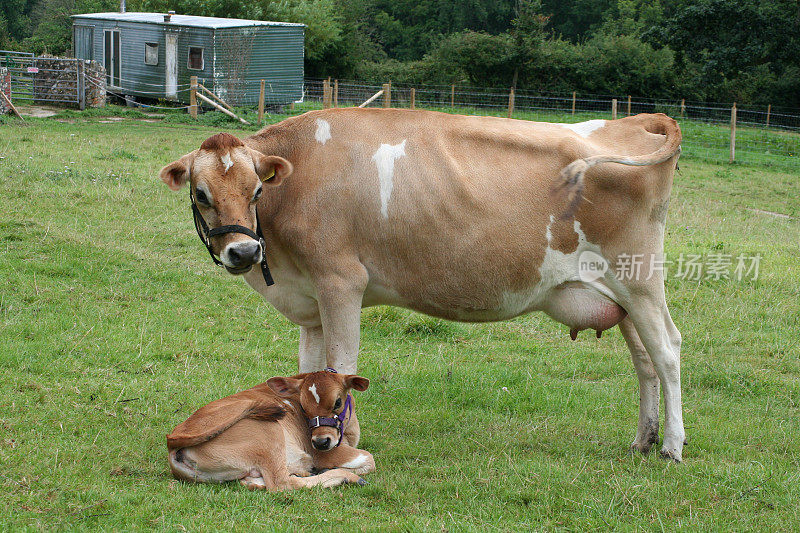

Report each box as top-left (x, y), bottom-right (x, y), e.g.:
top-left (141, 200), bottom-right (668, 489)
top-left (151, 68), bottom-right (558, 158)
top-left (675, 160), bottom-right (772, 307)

top-left (83, 61), bottom-right (106, 108)
top-left (31, 55), bottom-right (106, 108)
top-left (0, 67), bottom-right (10, 114)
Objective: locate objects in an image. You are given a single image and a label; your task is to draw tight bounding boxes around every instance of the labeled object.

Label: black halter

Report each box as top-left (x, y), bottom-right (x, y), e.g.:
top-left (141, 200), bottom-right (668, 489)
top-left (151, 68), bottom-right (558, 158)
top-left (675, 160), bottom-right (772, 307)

top-left (190, 188), bottom-right (274, 286)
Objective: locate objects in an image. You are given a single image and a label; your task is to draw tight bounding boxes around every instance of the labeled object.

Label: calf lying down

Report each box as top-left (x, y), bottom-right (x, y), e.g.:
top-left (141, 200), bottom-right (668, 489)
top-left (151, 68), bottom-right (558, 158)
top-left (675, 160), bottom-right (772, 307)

top-left (167, 371), bottom-right (375, 491)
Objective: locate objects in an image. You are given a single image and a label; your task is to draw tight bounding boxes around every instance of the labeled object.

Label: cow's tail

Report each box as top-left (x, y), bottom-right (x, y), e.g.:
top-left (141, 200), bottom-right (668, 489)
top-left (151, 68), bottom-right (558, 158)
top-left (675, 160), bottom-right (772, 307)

top-left (556, 113), bottom-right (682, 218)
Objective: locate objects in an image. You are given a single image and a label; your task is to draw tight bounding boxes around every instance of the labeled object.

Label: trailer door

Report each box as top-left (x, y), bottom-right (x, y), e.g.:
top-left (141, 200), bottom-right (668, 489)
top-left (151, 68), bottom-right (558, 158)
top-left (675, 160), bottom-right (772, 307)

top-left (103, 29), bottom-right (120, 87)
top-left (165, 32), bottom-right (178, 99)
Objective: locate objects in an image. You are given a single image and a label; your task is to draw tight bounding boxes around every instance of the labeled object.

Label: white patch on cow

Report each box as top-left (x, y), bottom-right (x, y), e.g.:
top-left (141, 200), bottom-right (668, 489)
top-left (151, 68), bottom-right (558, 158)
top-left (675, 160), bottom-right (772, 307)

top-left (494, 216), bottom-right (622, 319)
top-left (308, 384), bottom-right (320, 404)
top-left (243, 476), bottom-right (266, 488)
top-left (315, 118), bottom-right (331, 145)
top-left (372, 140), bottom-right (407, 218)
top-left (220, 152), bottom-right (234, 173)
top-left (340, 454), bottom-right (368, 469)
top-left (558, 119), bottom-right (606, 138)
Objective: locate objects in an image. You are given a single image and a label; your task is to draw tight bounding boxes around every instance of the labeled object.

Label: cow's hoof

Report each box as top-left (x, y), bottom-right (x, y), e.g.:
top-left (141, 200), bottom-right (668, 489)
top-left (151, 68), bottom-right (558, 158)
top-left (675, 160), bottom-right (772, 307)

top-left (629, 441), bottom-right (654, 455)
top-left (356, 477), bottom-right (369, 486)
top-left (659, 447), bottom-right (683, 463)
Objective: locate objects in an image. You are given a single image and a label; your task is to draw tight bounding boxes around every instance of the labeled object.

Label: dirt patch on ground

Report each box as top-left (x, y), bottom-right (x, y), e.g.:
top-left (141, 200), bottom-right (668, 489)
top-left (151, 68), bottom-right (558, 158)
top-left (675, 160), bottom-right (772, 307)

top-left (747, 207), bottom-right (794, 220)
top-left (16, 105), bottom-right (61, 118)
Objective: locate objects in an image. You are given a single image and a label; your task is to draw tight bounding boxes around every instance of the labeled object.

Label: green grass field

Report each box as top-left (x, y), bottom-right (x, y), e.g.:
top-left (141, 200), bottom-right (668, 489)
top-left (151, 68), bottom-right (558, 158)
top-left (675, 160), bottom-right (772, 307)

top-left (1, 109), bottom-right (799, 530)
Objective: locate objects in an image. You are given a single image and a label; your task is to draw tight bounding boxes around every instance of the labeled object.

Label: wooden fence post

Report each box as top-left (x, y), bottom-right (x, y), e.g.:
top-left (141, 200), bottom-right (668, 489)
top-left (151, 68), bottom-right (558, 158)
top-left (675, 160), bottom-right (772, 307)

top-left (322, 79), bottom-right (331, 109)
top-left (383, 82), bottom-right (391, 108)
top-left (189, 75), bottom-right (198, 118)
top-left (77, 61), bottom-right (86, 110)
top-left (680, 98), bottom-right (686, 118)
top-left (627, 95), bottom-right (631, 116)
top-left (258, 79), bottom-right (265, 125)
top-left (290, 101), bottom-right (295, 112)
top-left (410, 87), bottom-right (415, 109)
top-left (333, 79), bottom-right (338, 108)
top-left (507, 87), bottom-right (515, 118)
top-left (450, 84), bottom-right (455, 107)
top-left (730, 103), bottom-right (737, 163)
top-left (571, 91), bottom-right (576, 115)
top-left (766, 104), bottom-right (771, 128)
top-left (612, 98), bottom-right (617, 120)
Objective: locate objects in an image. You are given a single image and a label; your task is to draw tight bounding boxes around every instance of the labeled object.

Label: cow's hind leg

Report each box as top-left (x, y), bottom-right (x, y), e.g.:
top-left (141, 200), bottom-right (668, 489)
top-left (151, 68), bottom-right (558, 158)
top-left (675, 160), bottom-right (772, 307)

top-left (626, 296), bottom-right (685, 462)
top-left (619, 317), bottom-right (659, 454)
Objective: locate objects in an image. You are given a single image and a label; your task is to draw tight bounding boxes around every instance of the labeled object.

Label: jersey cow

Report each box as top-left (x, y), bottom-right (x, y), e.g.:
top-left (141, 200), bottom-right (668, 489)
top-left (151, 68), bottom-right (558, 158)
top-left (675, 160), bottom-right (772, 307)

top-left (159, 109), bottom-right (685, 461)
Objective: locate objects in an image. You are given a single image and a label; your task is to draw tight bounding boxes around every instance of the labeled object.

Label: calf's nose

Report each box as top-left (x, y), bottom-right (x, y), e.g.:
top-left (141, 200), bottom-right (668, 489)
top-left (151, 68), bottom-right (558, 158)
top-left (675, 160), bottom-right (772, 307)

top-left (225, 240), bottom-right (261, 267)
top-left (312, 437), bottom-right (332, 450)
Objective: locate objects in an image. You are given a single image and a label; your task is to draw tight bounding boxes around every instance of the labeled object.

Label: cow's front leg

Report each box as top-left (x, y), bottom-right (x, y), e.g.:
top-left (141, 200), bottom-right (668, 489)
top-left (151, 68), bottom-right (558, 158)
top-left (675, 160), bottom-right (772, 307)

top-left (298, 325), bottom-right (326, 373)
top-left (315, 268), bottom-right (367, 374)
top-left (315, 264), bottom-right (368, 446)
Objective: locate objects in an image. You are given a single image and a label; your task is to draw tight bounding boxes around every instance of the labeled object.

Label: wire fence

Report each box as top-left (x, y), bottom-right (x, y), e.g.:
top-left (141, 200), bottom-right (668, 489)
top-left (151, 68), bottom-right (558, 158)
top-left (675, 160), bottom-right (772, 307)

top-left (304, 78), bottom-right (799, 171)
top-left (2, 58), bottom-right (796, 170)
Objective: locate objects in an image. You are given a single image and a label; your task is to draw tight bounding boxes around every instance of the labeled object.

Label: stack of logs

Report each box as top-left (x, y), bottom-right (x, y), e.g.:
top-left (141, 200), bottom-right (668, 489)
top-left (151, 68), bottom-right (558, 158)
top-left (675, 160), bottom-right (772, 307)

top-left (31, 55), bottom-right (106, 108)
top-left (0, 67), bottom-right (10, 114)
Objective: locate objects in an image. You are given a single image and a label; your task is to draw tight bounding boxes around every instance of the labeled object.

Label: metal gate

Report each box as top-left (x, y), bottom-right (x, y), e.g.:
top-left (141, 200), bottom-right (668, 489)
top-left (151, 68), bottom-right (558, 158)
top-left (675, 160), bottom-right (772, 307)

top-left (0, 51), bottom-right (84, 108)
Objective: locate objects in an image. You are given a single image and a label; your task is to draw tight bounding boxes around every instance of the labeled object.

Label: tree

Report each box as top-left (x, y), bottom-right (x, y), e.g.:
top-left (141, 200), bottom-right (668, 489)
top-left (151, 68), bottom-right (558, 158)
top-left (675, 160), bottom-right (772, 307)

top-left (510, 0), bottom-right (548, 87)
top-left (650, 0), bottom-right (800, 104)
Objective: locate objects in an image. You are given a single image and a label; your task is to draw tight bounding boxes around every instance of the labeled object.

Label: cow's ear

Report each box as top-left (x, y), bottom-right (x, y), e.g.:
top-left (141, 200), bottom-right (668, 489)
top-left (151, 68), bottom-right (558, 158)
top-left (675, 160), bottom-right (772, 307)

top-left (248, 147), bottom-right (293, 186)
top-left (267, 376), bottom-right (302, 397)
top-left (344, 375), bottom-right (370, 392)
top-left (159, 151), bottom-right (195, 191)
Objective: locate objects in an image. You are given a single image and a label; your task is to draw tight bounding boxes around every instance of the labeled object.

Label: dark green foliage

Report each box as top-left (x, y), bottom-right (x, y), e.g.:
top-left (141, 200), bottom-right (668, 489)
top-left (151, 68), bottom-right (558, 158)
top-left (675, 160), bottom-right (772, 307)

top-left (4, 0), bottom-right (799, 107)
top-left (649, 0), bottom-right (800, 106)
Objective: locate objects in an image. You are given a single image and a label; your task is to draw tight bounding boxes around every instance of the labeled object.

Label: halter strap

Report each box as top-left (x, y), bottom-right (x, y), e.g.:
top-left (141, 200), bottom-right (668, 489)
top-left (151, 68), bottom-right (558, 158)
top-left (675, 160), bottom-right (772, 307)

top-left (307, 394), bottom-right (353, 447)
top-left (190, 189), bottom-right (274, 286)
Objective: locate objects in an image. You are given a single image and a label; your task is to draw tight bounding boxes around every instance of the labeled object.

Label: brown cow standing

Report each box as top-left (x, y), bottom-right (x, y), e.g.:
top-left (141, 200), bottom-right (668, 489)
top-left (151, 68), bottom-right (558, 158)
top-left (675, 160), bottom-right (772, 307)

top-left (167, 371), bottom-right (375, 490)
top-left (160, 109), bottom-right (686, 461)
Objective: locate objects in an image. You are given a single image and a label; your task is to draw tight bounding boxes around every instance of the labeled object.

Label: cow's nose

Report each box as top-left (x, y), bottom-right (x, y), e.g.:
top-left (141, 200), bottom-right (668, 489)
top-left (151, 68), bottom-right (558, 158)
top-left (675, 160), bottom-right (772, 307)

top-left (312, 437), bottom-right (332, 450)
top-left (225, 240), bottom-right (261, 268)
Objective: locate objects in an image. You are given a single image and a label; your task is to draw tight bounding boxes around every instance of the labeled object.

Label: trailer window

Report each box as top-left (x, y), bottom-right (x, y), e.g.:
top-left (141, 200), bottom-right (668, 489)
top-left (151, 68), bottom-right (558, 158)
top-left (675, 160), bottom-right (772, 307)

top-left (144, 42), bottom-right (158, 65)
top-left (188, 47), bottom-right (204, 70)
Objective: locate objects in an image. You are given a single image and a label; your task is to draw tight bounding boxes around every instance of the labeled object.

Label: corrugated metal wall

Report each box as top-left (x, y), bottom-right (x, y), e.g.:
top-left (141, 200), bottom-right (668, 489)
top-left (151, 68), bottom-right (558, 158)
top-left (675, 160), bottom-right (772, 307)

top-left (73, 17), bottom-right (303, 105)
top-left (210, 25), bottom-right (304, 106)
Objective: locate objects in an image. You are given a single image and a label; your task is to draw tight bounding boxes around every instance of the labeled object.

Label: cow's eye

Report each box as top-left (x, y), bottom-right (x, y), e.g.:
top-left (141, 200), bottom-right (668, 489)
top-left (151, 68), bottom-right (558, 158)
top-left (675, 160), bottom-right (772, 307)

top-left (195, 188), bottom-right (210, 206)
top-left (252, 185), bottom-right (263, 203)
top-left (334, 398), bottom-right (342, 411)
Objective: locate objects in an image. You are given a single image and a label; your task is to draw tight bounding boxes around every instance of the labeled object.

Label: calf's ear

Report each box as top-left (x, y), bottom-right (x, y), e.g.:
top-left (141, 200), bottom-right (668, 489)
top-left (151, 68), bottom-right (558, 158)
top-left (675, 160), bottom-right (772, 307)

top-left (267, 376), bottom-right (302, 397)
top-left (248, 147), bottom-right (293, 186)
top-left (159, 151), bottom-right (195, 191)
top-left (345, 375), bottom-right (370, 392)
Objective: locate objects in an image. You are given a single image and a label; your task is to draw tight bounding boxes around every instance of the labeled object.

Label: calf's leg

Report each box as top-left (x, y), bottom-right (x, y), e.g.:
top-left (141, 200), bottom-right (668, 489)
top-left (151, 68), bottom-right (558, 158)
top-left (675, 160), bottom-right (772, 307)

top-left (313, 444), bottom-right (375, 476)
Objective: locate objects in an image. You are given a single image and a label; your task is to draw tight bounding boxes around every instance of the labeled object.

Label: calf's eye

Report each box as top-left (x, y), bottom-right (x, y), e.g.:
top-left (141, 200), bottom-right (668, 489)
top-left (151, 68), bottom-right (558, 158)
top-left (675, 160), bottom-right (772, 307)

top-left (252, 185), bottom-right (263, 203)
top-left (334, 398), bottom-right (342, 410)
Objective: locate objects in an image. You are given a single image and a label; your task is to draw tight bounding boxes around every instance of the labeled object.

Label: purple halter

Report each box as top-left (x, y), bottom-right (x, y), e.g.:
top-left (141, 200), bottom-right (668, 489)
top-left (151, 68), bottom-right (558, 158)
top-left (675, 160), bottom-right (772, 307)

top-left (306, 368), bottom-right (353, 447)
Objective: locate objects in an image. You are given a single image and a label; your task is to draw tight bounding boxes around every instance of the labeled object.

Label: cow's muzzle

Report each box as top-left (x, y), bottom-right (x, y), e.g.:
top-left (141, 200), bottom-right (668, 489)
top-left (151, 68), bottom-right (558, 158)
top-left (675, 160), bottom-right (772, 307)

top-left (222, 240), bottom-right (262, 275)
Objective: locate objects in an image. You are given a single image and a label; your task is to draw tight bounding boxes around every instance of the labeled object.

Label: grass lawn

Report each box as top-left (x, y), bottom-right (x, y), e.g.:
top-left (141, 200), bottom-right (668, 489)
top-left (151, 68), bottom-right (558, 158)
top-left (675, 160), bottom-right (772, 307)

top-left (1, 110), bottom-right (799, 530)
